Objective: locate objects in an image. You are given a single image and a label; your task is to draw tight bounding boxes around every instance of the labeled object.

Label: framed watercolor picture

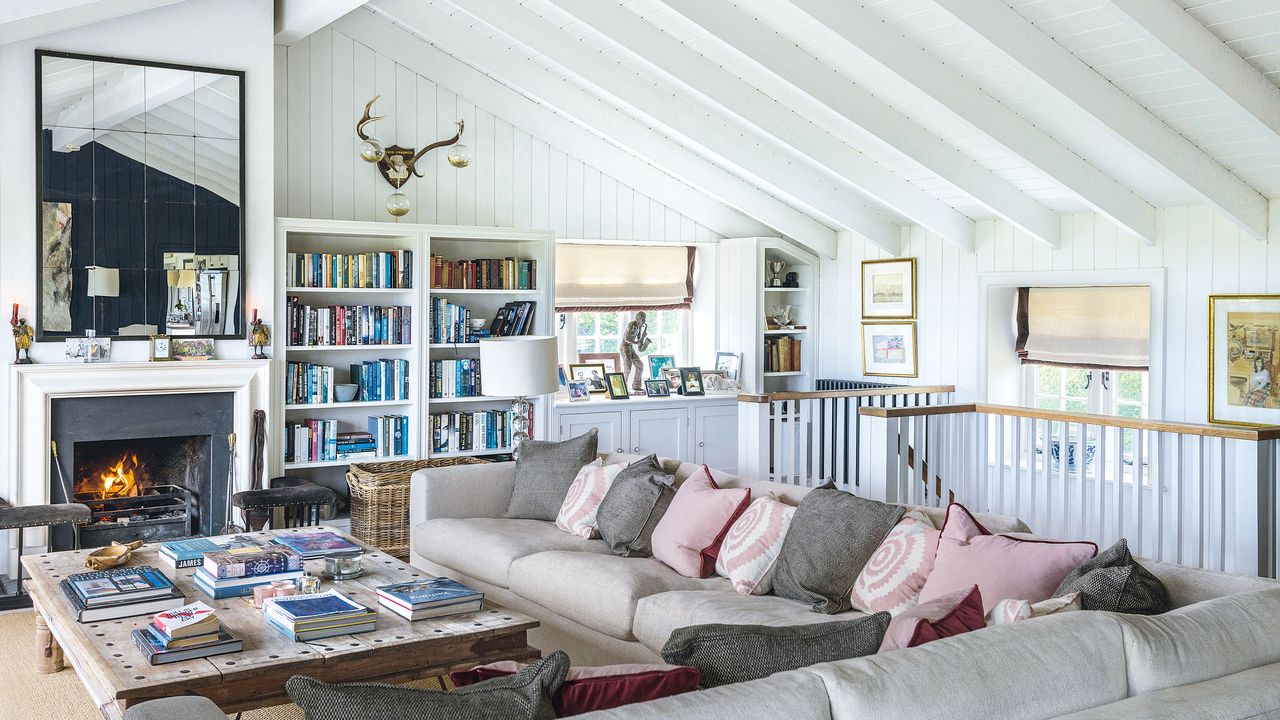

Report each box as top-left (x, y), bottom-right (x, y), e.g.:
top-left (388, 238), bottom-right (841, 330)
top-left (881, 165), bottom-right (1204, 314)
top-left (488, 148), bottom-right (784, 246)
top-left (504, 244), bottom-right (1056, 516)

top-left (605, 372), bottom-right (630, 400)
top-left (862, 258), bottom-right (917, 319)
top-left (861, 321), bottom-right (918, 377)
top-left (1209, 294), bottom-right (1280, 426)
top-left (568, 363), bottom-right (609, 393)
top-left (648, 354), bottom-right (675, 379)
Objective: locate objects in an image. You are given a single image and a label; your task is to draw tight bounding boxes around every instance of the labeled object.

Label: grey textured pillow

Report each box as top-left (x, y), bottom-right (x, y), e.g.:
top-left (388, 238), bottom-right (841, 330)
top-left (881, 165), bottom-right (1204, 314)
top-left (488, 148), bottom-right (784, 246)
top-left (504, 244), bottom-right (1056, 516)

top-left (1054, 538), bottom-right (1170, 614)
top-left (771, 482), bottom-right (906, 614)
top-left (661, 613), bottom-right (890, 687)
top-left (286, 651), bottom-right (569, 720)
top-left (505, 429), bottom-right (599, 520)
top-left (595, 454), bottom-right (675, 557)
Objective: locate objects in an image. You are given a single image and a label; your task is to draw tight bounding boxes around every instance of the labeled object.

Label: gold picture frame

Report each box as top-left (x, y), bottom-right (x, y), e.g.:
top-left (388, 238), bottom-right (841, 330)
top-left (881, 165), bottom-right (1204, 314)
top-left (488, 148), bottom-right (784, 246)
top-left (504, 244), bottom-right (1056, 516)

top-left (861, 321), bottom-right (918, 378)
top-left (861, 258), bottom-right (917, 319)
top-left (1208, 294), bottom-right (1280, 426)
top-left (149, 335), bottom-right (172, 362)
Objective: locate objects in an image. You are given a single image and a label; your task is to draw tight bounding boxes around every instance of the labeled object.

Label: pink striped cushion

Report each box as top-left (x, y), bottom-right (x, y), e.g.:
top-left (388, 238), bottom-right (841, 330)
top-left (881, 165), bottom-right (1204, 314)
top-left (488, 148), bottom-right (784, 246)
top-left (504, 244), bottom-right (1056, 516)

top-left (850, 509), bottom-right (939, 616)
top-left (556, 460), bottom-right (626, 539)
top-left (714, 495), bottom-right (796, 594)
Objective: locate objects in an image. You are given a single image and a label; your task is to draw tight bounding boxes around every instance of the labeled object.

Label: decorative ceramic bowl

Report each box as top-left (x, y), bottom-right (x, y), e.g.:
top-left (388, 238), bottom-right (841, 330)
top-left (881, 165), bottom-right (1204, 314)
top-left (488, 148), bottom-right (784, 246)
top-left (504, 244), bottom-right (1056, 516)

top-left (469, 318), bottom-right (487, 330)
top-left (1048, 439), bottom-right (1097, 471)
top-left (335, 384), bottom-right (359, 402)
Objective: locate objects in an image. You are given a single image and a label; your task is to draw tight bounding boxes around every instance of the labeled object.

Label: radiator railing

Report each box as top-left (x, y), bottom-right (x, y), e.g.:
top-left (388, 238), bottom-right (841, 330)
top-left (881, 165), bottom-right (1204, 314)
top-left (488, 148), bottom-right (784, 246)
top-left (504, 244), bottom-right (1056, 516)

top-left (736, 385), bottom-right (956, 489)
top-left (860, 403), bottom-right (1280, 578)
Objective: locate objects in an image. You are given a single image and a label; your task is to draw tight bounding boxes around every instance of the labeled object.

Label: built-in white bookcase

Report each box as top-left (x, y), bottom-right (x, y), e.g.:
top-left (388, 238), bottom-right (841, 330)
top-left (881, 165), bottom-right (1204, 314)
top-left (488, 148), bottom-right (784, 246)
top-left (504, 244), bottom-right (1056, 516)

top-left (273, 218), bottom-right (554, 483)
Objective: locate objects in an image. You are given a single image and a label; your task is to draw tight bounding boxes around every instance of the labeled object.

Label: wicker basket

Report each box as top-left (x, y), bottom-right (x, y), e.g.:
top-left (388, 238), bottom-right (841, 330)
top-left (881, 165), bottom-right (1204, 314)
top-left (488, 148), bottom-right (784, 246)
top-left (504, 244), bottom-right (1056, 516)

top-left (345, 456), bottom-right (490, 558)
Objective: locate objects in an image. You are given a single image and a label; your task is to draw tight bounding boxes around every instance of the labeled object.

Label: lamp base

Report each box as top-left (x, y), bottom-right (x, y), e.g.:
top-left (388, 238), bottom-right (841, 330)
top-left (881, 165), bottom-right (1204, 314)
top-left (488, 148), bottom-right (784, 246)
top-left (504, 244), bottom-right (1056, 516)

top-left (510, 396), bottom-right (531, 459)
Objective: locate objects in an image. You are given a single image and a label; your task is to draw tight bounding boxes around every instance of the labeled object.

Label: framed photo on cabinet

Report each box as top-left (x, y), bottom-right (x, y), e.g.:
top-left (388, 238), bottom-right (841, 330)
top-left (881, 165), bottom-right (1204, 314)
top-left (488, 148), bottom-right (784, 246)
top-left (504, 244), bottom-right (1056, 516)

top-left (861, 258), bottom-right (917, 319)
top-left (861, 322), bottom-right (918, 378)
top-left (1209, 294), bottom-right (1280, 426)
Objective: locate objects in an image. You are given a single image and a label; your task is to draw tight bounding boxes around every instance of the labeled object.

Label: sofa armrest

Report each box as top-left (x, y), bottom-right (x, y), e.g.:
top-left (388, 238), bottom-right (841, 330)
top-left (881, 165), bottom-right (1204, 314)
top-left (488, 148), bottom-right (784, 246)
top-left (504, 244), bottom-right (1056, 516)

top-left (410, 461), bottom-right (516, 525)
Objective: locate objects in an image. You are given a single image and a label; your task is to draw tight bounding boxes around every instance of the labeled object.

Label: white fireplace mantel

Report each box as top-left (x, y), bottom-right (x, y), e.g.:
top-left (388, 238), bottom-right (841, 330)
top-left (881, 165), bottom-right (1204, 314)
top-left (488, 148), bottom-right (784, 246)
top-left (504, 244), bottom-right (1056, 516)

top-left (6, 360), bottom-right (271, 548)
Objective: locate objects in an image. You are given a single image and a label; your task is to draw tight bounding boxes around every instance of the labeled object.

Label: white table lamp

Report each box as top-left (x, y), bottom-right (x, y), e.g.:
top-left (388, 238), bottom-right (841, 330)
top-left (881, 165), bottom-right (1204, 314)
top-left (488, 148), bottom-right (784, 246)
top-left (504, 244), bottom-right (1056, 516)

top-left (479, 336), bottom-right (559, 456)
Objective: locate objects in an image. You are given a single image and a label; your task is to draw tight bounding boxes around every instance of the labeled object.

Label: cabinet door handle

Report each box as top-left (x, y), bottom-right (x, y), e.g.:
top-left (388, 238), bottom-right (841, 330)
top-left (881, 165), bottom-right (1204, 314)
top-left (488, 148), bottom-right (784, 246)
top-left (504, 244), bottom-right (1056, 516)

top-left (634, 447), bottom-right (640, 453)
top-left (699, 442), bottom-right (705, 448)
top-left (617, 448), bottom-right (623, 453)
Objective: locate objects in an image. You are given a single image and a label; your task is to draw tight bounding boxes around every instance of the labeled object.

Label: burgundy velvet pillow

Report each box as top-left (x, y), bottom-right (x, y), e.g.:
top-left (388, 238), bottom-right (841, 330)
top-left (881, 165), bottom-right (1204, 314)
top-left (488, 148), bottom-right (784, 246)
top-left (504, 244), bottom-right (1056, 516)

top-left (880, 584), bottom-right (984, 651)
top-left (450, 661), bottom-right (700, 716)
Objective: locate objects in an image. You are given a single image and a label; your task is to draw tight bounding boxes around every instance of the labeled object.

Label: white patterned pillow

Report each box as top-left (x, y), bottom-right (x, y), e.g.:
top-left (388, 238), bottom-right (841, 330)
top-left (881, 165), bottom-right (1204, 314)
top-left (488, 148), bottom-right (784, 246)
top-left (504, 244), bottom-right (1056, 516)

top-left (555, 460), bottom-right (626, 539)
top-left (850, 510), bottom-right (939, 616)
top-left (987, 592), bottom-right (1083, 626)
top-left (714, 495), bottom-right (796, 595)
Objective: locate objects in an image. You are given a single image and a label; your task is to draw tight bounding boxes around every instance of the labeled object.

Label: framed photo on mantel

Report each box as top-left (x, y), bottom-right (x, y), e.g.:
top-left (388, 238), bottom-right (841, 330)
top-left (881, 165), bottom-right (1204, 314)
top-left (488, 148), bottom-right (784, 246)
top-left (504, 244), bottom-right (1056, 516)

top-left (862, 258), bottom-right (917, 319)
top-left (1209, 294), bottom-right (1280, 426)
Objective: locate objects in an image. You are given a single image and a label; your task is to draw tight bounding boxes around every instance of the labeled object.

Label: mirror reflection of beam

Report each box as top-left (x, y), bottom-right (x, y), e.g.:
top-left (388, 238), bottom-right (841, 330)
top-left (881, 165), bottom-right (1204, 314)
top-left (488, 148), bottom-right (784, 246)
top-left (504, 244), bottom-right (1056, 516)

top-left (48, 66), bottom-right (221, 137)
top-left (48, 128), bottom-right (240, 205)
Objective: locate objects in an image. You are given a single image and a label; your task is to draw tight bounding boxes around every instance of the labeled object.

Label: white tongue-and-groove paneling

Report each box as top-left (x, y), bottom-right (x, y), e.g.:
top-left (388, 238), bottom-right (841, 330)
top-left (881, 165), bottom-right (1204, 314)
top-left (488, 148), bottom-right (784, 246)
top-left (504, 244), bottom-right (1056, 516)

top-left (821, 205), bottom-right (1280, 425)
top-left (274, 25), bottom-right (725, 243)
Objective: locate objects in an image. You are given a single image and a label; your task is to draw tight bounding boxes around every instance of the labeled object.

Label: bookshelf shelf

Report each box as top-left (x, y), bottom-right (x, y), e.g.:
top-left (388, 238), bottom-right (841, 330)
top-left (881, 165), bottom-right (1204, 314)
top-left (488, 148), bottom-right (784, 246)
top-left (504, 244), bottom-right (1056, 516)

top-left (428, 395), bottom-right (516, 404)
top-left (429, 288), bottom-right (540, 296)
top-left (285, 287), bottom-right (412, 294)
top-left (763, 329), bottom-right (809, 335)
top-left (285, 400), bottom-right (414, 410)
top-left (428, 448), bottom-right (513, 459)
top-left (285, 455), bottom-right (415, 470)
top-left (285, 344), bottom-right (415, 352)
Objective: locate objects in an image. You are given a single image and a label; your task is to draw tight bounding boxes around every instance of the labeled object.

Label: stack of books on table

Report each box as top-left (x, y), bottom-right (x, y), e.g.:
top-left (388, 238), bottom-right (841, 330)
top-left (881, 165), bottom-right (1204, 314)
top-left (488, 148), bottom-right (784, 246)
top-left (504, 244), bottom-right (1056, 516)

top-left (158, 534), bottom-right (264, 571)
top-left (60, 565), bottom-right (185, 622)
top-left (270, 530), bottom-right (362, 559)
top-left (131, 601), bottom-right (242, 665)
top-left (194, 546), bottom-right (305, 599)
top-left (376, 577), bottom-right (484, 621)
top-left (262, 590), bottom-right (376, 641)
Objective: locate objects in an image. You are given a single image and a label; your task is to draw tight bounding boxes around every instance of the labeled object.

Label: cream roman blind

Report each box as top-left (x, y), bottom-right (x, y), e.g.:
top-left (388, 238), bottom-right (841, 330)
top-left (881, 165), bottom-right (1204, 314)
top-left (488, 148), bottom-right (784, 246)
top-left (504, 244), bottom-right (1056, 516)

top-left (555, 244), bottom-right (695, 312)
top-left (1016, 286), bottom-right (1151, 370)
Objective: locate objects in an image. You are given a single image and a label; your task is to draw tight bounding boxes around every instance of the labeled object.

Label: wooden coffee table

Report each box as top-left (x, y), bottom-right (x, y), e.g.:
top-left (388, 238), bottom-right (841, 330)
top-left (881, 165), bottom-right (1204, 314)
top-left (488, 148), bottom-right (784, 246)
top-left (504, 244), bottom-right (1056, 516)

top-left (20, 527), bottom-right (539, 719)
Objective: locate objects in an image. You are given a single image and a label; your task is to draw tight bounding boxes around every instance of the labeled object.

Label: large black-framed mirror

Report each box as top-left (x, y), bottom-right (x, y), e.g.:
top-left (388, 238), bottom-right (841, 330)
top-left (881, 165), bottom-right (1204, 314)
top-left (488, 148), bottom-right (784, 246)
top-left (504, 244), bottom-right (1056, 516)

top-left (36, 50), bottom-right (245, 341)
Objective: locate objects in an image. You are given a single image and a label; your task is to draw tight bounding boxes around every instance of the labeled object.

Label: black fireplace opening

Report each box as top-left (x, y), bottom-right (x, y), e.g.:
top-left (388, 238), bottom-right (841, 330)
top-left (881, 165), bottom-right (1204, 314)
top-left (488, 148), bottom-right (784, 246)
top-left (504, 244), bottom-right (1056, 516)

top-left (49, 392), bottom-right (233, 551)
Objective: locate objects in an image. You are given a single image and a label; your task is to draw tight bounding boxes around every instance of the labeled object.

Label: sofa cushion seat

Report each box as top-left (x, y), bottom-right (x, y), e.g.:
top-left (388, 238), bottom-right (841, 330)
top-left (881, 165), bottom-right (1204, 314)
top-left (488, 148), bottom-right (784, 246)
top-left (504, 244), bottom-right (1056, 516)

top-left (413, 518), bottom-right (610, 588)
top-left (571, 667), bottom-right (832, 720)
top-left (508, 551), bottom-right (730, 641)
top-left (1050, 662), bottom-right (1280, 720)
top-left (633, 590), bottom-right (862, 653)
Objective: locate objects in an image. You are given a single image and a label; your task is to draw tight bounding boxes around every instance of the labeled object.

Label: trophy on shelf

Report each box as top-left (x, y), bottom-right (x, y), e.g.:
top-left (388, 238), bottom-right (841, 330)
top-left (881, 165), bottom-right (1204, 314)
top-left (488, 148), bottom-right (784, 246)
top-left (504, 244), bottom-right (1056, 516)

top-left (767, 260), bottom-right (786, 288)
top-left (769, 304), bottom-right (794, 329)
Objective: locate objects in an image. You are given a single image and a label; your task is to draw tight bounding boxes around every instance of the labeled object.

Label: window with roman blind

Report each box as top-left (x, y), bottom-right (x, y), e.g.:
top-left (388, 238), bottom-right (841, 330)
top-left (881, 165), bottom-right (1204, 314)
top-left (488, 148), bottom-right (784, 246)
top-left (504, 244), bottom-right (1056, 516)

top-left (554, 244), bottom-right (695, 312)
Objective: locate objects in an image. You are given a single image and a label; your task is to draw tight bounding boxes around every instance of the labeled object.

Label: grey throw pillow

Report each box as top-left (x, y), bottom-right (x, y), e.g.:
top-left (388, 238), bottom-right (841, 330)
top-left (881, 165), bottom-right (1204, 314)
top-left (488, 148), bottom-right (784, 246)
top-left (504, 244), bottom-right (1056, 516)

top-left (595, 454), bottom-right (675, 557)
top-left (661, 613), bottom-right (890, 687)
top-left (1054, 538), bottom-right (1170, 614)
top-left (505, 430), bottom-right (599, 520)
top-left (771, 482), bottom-right (906, 614)
top-left (286, 650), bottom-right (569, 720)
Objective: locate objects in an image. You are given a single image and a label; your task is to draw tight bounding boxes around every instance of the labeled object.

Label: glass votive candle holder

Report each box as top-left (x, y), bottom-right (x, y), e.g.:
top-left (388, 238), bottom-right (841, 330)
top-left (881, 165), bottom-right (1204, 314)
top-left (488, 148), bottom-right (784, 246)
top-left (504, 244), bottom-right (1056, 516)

top-left (253, 584), bottom-right (276, 609)
top-left (323, 549), bottom-right (364, 580)
top-left (271, 579), bottom-right (297, 597)
top-left (296, 573), bottom-right (321, 594)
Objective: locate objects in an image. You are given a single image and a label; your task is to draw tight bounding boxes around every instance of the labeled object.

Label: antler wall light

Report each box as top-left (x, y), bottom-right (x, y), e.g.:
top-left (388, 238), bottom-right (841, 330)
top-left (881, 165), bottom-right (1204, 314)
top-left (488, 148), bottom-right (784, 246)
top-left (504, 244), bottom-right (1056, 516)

top-left (356, 95), bottom-right (472, 217)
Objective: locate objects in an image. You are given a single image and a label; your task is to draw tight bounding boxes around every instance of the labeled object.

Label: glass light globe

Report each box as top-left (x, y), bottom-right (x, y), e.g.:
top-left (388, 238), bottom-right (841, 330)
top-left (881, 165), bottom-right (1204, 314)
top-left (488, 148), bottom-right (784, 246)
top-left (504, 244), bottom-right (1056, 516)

top-left (386, 190), bottom-right (411, 217)
top-left (358, 137), bottom-right (385, 163)
top-left (447, 143), bottom-right (472, 168)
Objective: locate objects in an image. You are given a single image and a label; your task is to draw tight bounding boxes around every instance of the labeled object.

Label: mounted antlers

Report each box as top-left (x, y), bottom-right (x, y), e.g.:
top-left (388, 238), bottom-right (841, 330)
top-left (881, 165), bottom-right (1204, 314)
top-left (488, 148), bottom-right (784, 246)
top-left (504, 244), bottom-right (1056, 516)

top-left (356, 95), bottom-right (383, 142)
top-left (356, 96), bottom-right (471, 216)
top-left (356, 96), bottom-right (468, 177)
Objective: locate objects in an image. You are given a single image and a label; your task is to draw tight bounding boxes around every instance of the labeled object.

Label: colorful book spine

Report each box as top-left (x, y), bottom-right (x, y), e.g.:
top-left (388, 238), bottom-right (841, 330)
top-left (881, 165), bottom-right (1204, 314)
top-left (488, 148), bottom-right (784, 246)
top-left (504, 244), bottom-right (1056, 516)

top-left (286, 250), bottom-right (413, 289)
top-left (285, 299), bottom-right (412, 347)
top-left (429, 255), bottom-right (535, 290)
top-left (201, 548), bottom-right (303, 580)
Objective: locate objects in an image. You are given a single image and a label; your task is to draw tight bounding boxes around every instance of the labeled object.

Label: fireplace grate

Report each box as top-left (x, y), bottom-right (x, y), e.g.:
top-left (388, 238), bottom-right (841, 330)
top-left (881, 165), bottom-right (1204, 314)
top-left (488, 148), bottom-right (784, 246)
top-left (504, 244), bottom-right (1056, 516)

top-left (74, 484), bottom-right (193, 547)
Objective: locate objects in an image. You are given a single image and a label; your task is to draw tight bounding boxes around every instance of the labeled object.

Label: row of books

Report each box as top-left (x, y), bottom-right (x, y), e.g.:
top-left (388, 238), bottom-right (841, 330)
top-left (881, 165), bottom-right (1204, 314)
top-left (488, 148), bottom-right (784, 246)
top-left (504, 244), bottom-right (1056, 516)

top-left (430, 358), bottom-right (482, 399)
top-left (349, 359), bottom-right (410, 402)
top-left (430, 255), bottom-right (536, 290)
top-left (490, 301), bottom-right (537, 337)
top-left (60, 565), bottom-right (184, 623)
top-left (287, 251), bottom-right (414, 289)
top-left (285, 299), bottom-right (413, 347)
top-left (133, 601), bottom-right (241, 665)
top-left (764, 336), bottom-right (803, 373)
top-left (430, 296), bottom-right (475, 345)
top-left (284, 415), bottom-right (409, 463)
top-left (430, 410), bottom-right (514, 454)
top-left (286, 361), bottom-right (336, 405)
top-left (194, 545), bottom-right (304, 599)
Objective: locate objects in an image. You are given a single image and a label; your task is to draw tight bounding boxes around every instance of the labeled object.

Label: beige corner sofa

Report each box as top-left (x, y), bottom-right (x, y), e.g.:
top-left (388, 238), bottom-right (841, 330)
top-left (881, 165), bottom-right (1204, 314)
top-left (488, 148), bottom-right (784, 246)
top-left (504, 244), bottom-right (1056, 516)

top-left (409, 453), bottom-right (1280, 719)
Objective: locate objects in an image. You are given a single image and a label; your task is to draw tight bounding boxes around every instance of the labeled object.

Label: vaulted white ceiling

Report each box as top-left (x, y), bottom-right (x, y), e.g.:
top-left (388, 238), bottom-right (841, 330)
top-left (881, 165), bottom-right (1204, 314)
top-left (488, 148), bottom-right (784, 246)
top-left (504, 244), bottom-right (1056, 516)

top-left (337, 0), bottom-right (1280, 256)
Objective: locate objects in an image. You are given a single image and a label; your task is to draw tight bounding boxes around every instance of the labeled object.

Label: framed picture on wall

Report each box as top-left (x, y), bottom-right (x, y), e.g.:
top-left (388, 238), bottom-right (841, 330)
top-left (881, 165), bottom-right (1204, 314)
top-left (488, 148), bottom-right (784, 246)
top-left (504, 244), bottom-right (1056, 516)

top-left (861, 321), bottom-right (918, 378)
top-left (861, 258), bottom-right (917, 319)
top-left (1209, 294), bottom-right (1280, 426)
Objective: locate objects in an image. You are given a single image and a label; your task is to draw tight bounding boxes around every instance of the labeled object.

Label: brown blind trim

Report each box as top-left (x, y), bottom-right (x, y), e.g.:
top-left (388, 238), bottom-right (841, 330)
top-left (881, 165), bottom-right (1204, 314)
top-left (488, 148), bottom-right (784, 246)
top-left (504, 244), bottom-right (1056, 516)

top-left (555, 302), bottom-right (692, 313)
top-left (1019, 358), bottom-right (1150, 371)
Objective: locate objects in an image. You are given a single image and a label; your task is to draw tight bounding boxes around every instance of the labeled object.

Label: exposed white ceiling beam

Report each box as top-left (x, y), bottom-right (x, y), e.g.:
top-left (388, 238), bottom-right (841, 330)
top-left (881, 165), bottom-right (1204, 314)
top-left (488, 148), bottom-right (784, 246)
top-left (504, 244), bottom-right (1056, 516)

top-left (336, 9), bottom-right (781, 243)
top-left (931, 0), bottom-right (1269, 242)
top-left (0, 0), bottom-right (182, 44)
top-left (422, 0), bottom-right (898, 255)
top-left (660, 0), bottom-right (1057, 250)
top-left (546, 0), bottom-right (974, 252)
top-left (787, 0), bottom-right (1159, 245)
top-left (274, 0), bottom-right (368, 45)
top-left (1100, 0), bottom-right (1280, 149)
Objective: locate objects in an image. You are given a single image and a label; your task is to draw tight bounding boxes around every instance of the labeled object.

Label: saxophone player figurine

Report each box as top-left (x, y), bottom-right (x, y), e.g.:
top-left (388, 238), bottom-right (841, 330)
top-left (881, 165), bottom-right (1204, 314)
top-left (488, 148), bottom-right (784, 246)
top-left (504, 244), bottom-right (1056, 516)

top-left (11, 303), bottom-right (33, 364)
top-left (621, 311), bottom-right (652, 393)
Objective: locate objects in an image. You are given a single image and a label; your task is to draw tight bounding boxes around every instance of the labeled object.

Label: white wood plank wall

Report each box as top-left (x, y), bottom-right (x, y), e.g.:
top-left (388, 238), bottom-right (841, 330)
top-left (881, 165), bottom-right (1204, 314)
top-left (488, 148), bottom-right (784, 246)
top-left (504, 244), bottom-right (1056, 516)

top-left (821, 207), bottom-right (1280, 426)
top-left (275, 27), bottom-right (721, 244)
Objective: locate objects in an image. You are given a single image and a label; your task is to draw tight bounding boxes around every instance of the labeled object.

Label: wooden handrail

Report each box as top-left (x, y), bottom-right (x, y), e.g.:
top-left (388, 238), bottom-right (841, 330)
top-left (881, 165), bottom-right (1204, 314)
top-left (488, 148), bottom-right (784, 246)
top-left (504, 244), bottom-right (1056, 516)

top-left (859, 402), bottom-right (1280, 441)
top-left (736, 385), bottom-right (956, 404)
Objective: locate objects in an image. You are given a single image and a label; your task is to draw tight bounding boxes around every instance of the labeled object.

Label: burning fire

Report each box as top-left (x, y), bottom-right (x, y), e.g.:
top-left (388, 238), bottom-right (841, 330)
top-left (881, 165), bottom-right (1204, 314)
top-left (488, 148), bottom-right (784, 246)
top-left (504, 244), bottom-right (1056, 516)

top-left (87, 453), bottom-right (139, 499)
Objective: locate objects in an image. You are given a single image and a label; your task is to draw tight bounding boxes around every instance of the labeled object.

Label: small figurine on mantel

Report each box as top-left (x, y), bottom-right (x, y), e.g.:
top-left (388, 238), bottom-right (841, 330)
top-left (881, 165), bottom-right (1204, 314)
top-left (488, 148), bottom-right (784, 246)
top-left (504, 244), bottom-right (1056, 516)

top-left (249, 309), bottom-right (270, 360)
top-left (10, 303), bottom-right (33, 365)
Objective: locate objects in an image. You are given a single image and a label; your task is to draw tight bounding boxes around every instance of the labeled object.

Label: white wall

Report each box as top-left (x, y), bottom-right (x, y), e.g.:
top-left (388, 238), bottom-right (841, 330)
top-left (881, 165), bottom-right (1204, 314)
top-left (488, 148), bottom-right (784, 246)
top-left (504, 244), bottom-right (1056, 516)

top-left (820, 205), bottom-right (1280, 425)
top-left (275, 24), bottom-right (723, 245)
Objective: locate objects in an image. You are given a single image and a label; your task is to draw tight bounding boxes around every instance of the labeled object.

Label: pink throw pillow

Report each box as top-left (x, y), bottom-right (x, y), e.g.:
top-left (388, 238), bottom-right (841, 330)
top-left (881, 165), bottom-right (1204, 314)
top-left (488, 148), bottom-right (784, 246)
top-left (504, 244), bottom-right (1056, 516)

top-left (556, 460), bottom-right (627, 539)
top-left (450, 661), bottom-right (700, 716)
top-left (714, 494), bottom-right (796, 594)
top-left (651, 466), bottom-right (751, 578)
top-left (880, 584), bottom-right (984, 651)
top-left (918, 503), bottom-right (1097, 613)
top-left (850, 509), bottom-right (939, 615)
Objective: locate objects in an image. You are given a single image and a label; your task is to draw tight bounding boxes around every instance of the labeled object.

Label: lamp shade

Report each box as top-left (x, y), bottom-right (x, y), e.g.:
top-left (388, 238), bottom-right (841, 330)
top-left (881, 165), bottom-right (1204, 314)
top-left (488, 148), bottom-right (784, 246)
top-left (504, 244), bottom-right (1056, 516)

top-left (85, 266), bottom-right (119, 298)
top-left (479, 336), bottom-right (559, 397)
